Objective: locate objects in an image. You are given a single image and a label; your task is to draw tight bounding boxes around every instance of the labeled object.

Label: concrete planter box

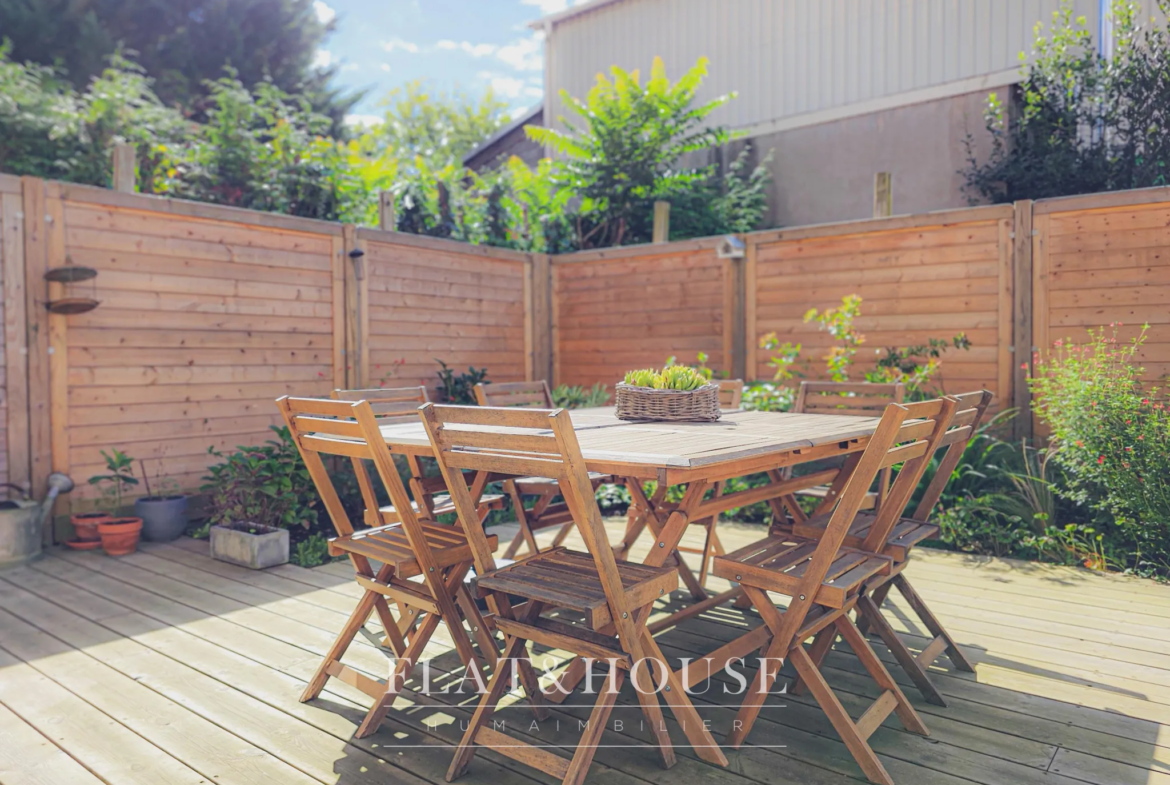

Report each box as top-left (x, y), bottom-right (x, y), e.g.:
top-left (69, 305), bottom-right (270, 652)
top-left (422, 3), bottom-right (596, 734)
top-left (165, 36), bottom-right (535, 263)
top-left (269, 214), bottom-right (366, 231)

top-left (210, 523), bottom-right (288, 570)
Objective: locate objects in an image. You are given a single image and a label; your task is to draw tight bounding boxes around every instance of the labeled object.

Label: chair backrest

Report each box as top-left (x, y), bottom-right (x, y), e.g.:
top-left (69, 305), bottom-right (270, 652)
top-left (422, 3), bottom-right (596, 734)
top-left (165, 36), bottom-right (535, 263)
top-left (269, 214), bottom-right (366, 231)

top-left (277, 396), bottom-right (428, 552)
top-left (418, 403), bottom-right (640, 641)
top-left (790, 381), bottom-right (906, 504)
top-left (473, 380), bottom-right (553, 408)
top-left (794, 381), bottom-right (905, 416)
top-left (803, 397), bottom-right (957, 595)
top-left (332, 386), bottom-right (429, 421)
top-left (910, 389), bottom-right (993, 522)
top-left (718, 379), bottom-right (744, 410)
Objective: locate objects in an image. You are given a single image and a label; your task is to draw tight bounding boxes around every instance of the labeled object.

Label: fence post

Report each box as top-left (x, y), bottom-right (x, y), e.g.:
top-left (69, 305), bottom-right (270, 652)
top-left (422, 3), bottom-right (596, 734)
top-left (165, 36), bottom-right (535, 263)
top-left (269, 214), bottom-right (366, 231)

top-left (652, 201), bottom-right (670, 243)
top-left (378, 191), bottom-right (396, 231)
top-left (21, 177), bottom-right (52, 537)
top-left (524, 253), bottom-right (553, 384)
top-left (743, 235), bottom-right (758, 381)
top-left (112, 143), bottom-right (136, 193)
top-left (1012, 199), bottom-right (1035, 442)
top-left (722, 250), bottom-right (747, 381)
top-left (342, 225), bottom-right (369, 388)
top-left (873, 172), bottom-right (892, 218)
top-left (2, 182), bottom-right (30, 499)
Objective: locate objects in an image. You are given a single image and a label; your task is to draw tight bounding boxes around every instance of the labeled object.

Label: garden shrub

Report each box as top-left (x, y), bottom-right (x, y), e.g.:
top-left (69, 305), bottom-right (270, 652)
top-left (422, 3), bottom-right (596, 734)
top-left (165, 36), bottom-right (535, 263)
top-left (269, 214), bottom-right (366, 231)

top-left (1030, 325), bottom-right (1170, 575)
top-left (965, 0), bottom-right (1170, 203)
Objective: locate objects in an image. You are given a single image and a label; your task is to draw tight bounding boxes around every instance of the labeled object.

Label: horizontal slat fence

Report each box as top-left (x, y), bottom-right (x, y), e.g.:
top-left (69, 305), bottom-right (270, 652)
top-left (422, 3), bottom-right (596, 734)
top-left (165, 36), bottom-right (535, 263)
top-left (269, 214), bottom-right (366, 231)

top-left (57, 185), bottom-right (346, 507)
top-left (5, 171), bottom-right (1170, 537)
top-left (357, 228), bottom-right (533, 395)
top-left (553, 239), bottom-right (731, 387)
top-left (746, 206), bottom-right (1014, 405)
top-left (1034, 189), bottom-right (1170, 384)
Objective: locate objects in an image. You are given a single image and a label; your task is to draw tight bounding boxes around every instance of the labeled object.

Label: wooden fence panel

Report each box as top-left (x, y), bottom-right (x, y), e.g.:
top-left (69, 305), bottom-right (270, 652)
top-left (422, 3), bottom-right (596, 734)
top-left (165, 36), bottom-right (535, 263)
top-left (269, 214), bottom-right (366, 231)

top-left (748, 207), bottom-right (1015, 404)
top-left (1034, 190), bottom-right (1170, 386)
top-left (358, 229), bottom-right (531, 395)
top-left (56, 185), bottom-right (344, 507)
top-left (552, 239), bottom-right (729, 388)
top-left (0, 174), bottom-right (21, 492)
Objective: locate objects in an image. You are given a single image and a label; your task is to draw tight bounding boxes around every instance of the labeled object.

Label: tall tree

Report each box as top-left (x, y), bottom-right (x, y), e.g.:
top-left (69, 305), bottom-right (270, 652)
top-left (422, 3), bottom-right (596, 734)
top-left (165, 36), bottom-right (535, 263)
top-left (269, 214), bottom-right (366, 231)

top-left (371, 80), bottom-right (510, 172)
top-left (0, 0), bottom-right (358, 131)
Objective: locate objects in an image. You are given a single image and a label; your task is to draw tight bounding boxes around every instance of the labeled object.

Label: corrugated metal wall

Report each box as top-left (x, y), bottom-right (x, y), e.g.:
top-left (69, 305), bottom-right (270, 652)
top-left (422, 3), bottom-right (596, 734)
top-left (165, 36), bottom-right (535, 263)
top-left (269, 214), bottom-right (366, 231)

top-left (545, 0), bottom-right (1100, 133)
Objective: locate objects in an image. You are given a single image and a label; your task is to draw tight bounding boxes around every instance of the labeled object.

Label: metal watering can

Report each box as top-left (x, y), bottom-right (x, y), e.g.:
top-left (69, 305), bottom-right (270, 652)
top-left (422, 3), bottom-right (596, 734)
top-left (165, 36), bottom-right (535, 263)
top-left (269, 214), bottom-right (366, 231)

top-left (0, 473), bottom-right (74, 569)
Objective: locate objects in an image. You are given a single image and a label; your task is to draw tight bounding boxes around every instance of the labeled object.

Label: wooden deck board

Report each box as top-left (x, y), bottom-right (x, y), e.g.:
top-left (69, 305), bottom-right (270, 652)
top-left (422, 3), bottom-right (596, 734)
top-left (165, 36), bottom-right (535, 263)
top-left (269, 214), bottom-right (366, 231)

top-left (0, 519), bottom-right (1167, 785)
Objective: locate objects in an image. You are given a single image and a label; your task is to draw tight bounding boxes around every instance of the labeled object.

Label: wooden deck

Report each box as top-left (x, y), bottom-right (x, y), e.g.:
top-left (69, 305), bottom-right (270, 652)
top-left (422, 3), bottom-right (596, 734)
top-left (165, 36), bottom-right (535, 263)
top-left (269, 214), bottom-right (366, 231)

top-left (1, 518), bottom-right (1168, 785)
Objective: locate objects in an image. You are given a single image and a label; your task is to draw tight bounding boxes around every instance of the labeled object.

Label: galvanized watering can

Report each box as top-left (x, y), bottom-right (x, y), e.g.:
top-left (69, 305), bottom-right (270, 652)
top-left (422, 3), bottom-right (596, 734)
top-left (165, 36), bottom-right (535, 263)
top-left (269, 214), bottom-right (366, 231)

top-left (0, 473), bottom-right (74, 569)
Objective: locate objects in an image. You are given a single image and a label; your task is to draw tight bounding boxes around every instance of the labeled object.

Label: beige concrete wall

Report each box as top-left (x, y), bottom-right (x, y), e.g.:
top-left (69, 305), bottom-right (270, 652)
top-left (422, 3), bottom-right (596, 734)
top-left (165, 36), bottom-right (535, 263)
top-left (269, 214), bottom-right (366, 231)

top-left (746, 88), bottom-right (997, 228)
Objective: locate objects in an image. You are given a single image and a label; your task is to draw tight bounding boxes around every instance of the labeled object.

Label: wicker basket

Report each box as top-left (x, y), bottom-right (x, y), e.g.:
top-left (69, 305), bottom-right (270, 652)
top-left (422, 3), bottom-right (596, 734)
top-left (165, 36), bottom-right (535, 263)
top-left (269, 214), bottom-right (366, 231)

top-left (614, 382), bottom-right (722, 422)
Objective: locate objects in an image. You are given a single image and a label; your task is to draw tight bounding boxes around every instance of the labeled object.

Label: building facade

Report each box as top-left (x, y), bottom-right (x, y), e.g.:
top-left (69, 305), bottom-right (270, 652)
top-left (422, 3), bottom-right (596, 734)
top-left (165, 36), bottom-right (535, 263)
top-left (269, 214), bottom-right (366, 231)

top-left (529, 0), bottom-right (1105, 227)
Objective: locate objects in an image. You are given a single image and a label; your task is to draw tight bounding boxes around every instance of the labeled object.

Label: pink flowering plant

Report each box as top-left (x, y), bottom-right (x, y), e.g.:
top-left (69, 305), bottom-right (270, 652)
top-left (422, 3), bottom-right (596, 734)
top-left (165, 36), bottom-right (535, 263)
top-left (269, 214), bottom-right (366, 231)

top-left (1029, 325), bottom-right (1170, 575)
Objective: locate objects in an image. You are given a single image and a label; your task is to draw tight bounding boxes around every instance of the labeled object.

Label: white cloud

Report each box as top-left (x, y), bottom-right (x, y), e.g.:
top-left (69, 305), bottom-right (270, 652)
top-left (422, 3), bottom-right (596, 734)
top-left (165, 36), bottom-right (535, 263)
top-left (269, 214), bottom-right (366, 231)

top-left (496, 36), bottom-right (543, 71)
top-left (341, 62), bottom-right (360, 72)
top-left (313, 0), bottom-right (336, 24)
top-left (312, 48), bottom-right (333, 69)
top-left (437, 40), bottom-right (498, 57)
top-left (521, 0), bottom-right (574, 14)
top-left (523, 85), bottom-right (543, 98)
top-left (380, 63), bottom-right (392, 72)
top-left (382, 37), bottom-right (420, 54)
top-left (480, 71), bottom-right (526, 99)
top-left (345, 114), bottom-right (384, 128)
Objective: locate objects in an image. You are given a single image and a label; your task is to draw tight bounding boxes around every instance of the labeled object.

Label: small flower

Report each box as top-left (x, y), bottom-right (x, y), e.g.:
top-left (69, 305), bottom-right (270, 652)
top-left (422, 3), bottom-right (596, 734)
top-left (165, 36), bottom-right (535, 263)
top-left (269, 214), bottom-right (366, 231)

top-left (1123, 462), bottom-right (1130, 468)
top-left (317, 371), bottom-right (325, 377)
top-left (1021, 362), bottom-right (1028, 370)
top-left (1075, 440), bottom-right (1084, 447)
top-left (1098, 455), bottom-right (1105, 464)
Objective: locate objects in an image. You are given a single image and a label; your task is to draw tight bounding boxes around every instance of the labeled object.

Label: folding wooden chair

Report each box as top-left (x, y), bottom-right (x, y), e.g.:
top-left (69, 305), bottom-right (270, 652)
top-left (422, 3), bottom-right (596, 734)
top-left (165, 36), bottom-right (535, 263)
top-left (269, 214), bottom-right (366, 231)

top-left (711, 397), bottom-right (955, 785)
top-left (332, 386), bottom-right (505, 524)
top-left (420, 403), bottom-right (729, 785)
top-left (789, 390), bottom-right (993, 706)
top-left (277, 396), bottom-right (502, 739)
top-left (782, 381), bottom-right (905, 515)
top-left (717, 378), bottom-right (744, 410)
top-left (473, 380), bottom-right (614, 559)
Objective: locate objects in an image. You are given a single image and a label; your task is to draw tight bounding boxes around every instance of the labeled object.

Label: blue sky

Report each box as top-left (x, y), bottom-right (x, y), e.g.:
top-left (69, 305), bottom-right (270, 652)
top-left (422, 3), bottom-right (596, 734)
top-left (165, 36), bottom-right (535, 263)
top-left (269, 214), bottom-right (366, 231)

top-left (312, 0), bottom-right (582, 125)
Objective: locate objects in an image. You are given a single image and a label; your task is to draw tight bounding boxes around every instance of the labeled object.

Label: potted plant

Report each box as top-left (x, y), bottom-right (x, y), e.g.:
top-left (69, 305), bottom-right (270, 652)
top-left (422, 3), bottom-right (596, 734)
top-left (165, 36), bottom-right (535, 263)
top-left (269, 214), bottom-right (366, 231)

top-left (87, 448), bottom-right (143, 556)
top-left (201, 427), bottom-right (317, 569)
top-left (133, 460), bottom-right (189, 542)
top-left (616, 365), bottom-right (721, 422)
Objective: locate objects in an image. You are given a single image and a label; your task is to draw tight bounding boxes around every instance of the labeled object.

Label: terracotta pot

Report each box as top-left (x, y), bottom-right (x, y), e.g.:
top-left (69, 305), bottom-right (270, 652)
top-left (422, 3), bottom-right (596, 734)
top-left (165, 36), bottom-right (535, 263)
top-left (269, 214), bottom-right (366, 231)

top-left (98, 517), bottom-right (143, 556)
top-left (71, 511), bottom-right (112, 542)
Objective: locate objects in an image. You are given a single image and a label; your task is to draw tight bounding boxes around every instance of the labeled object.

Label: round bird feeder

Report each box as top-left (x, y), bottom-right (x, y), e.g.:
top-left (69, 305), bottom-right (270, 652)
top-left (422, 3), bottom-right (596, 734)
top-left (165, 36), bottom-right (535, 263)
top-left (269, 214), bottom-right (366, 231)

top-left (44, 263), bottom-right (100, 315)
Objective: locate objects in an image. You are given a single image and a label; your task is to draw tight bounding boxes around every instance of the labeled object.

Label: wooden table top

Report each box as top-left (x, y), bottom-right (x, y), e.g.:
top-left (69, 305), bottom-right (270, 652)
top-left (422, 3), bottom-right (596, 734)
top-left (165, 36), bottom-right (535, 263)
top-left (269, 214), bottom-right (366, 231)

top-left (379, 407), bottom-right (883, 483)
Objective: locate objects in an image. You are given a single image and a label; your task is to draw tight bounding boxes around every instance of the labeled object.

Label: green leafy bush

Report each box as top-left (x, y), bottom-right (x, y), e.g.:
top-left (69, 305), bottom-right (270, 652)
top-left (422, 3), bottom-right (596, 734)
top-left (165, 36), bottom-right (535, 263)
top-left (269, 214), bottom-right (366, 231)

top-left (436, 360), bottom-right (488, 405)
top-left (964, 0), bottom-right (1170, 202)
top-left (552, 383), bottom-right (611, 409)
top-left (153, 73), bottom-right (394, 223)
top-left (1030, 325), bottom-right (1170, 575)
top-left (87, 447), bottom-right (139, 513)
top-left (201, 426), bottom-right (319, 531)
top-left (0, 46), bottom-right (189, 187)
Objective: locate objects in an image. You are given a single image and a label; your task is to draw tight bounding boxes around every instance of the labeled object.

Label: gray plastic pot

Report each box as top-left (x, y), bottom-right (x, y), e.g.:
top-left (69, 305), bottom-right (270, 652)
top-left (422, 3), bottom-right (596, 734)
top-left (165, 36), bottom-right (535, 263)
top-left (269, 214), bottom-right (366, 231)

top-left (134, 495), bottom-right (189, 542)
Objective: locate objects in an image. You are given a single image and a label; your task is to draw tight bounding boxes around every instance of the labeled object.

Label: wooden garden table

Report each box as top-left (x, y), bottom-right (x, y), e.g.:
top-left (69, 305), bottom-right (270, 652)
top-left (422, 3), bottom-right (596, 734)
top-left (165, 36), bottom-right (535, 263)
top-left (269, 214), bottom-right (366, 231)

top-left (378, 406), bottom-right (886, 632)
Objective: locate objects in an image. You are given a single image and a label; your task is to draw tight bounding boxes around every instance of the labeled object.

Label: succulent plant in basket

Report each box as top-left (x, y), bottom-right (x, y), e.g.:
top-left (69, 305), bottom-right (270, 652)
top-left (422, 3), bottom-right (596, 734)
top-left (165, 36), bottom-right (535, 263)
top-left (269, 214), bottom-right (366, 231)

top-left (616, 365), bottom-right (720, 421)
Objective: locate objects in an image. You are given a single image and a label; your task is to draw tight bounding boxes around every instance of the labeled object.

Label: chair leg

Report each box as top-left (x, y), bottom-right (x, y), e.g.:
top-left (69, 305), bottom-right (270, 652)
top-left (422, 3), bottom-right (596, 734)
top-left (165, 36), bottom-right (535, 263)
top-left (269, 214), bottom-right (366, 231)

top-left (856, 593), bottom-right (946, 706)
top-left (856, 579), bottom-right (893, 637)
top-left (446, 630), bottom-right (529, 781)
top-left (834, 615), bottom-right (929, 737)
top-left (549, 520), bottom-right (576, 548)
top-left (893, 573), bottom-right (974, 673)
top-left (504, 480), bottom-right (539, 559)
top-left (789, 645), bottom-right (895, 785)
top-left (302, 563), bottom-right (395, 702)
top-left (630, 655), bottom-right (676, 769)
top-left (790, 626), bottom-right (836, 696)
top-left (557, 669), bottom-right (624, 785)
top-left (724, 631), bottom-right (786, 749)
top-left (356, 611), bottom-right (443, 738)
